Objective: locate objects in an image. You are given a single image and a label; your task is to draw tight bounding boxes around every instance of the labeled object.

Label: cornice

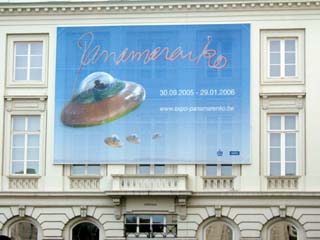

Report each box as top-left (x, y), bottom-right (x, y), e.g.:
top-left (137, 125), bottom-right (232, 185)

top-left (0, 1), bottom-right (320, 16)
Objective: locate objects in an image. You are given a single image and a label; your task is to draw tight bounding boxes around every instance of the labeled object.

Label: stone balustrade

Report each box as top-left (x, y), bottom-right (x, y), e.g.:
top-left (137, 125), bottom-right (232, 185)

top-left (8, 176), bottom-right (39, 190)
top-left (69, 176), bottom-right (101, 190)
top-left (202, 176), bottom-right (235, 190)
top-left (112, 174), bottom-right (188, 191)
top-left (267, 176), bottom-right (299, 190)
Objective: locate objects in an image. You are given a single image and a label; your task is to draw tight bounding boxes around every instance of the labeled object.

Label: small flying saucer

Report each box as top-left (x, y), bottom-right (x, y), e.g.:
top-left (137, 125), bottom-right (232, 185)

top-left (126, 134), bottom-right (140, 144)
top-left (104, 135), bottom-right (122, 148)
top-left (61, 72), bottom-right (146, 127)
top-left (152, 133), bottom-right (161, 140)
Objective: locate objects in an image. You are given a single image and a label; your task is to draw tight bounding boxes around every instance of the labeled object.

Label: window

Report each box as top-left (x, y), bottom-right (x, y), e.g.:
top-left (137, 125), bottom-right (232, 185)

top-left (14, 42), bottom-right (43, 81)
top-left (268, 39), bottom-right (297, 78)
top-left (71, 164), bottom-right (101, 176)
top-left (261, 30), bottom-right (304, 83)
top-left (125, 215), bottom-right (177, 238)
top-left (10, 221), bottom-right (39, 240)
top-left (205, 222), bottom-right (233, 240)
top-left (154, 164), bottom-right (165, 175)
top-left (138, 165), bottom-right (151, 175)
top-left (11, 116), bottom-right (40, 175)
top-left (262, 219), bottom-right (305, 240)
top-left (268, 115), bottom-right (298, 176)
top-left (72, 222), bottom-right (99, 240)
top-left (269, 222), bottom-right (297, 240)
top-left (138, 164), bottom-right (166, 175)
top-left (206, 164), bottom-right (232, 176)
top-left (7, 34), bottom-right (48, 86)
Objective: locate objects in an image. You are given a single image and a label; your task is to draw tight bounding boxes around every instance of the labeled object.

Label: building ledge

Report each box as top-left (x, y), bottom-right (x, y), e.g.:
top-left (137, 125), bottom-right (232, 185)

top-left (112, 174), bottom-right (188, 192)
top-left (8, 175), bottom-right (40, 190)
top-left (266, 176), bottom-right (300, 190)
top-left (202, 176), bottom-right (235, 191)
top-left (108, 190), bottom-right (192, 196)
top-left (0, 1), bottom-right (320, 16)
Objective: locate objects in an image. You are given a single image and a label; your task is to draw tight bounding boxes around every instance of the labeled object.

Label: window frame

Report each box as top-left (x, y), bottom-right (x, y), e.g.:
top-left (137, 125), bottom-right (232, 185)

top-left (262, 218), bottom-right (306, 240)
top-left (138, 164), bottom-right (166, 175)
top-left (268, 114), bottom-right (299, 176)
top-left (6, 34), bottom-right (48, 87)
top-left (65, 218), bottom-right (104, 240)
top-left (2, 217), bottom-right (43, 240)
top-left (260, 95), bottom-right (305, 180)
top-left (197, 217), bottom-right (240, 240)
top-left (70, 164), bottom-right (101, 176)
top-left (3, 99), bottom-right (46, 178)
top-left (10, 115), bottom-right (41, 175)
top-left (71, 221), bottom-right (100, 240)
top-left (261, 29), bottom-right (304, 84)
top-left (125, 214), bottom-right (177, 237)
top-left (205, 164), bottom-right (233, 176)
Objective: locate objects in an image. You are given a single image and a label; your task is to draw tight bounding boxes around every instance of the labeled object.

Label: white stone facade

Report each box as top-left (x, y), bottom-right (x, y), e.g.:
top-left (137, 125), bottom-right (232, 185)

top-left (0, 0), bottom-right (320, 239)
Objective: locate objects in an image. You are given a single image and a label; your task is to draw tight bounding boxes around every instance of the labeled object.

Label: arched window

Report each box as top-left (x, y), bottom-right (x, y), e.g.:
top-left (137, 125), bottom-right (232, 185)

top-left (205, 221), bottom-right (233, 240)
top-left (72, 222), bottom-right (99, 240)
top-left (197, 218), bottom-right (239, 240)
top-left (263, 218), bottom-right (306, 240)
top-left (269, 221), bottom-right (297, 240)
top-left (10, 221), bottom-right (38, 240)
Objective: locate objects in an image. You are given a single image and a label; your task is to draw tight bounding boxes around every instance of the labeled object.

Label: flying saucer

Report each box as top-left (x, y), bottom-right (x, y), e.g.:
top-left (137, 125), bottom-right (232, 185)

top-left (152, 133), bottom-right (161, 140)
top-left (104, 135), bottom-right (122, 148)
top-left (61, 72), bottom-right (146, 127)
top-left (126, 134), bottom-right (140, 144)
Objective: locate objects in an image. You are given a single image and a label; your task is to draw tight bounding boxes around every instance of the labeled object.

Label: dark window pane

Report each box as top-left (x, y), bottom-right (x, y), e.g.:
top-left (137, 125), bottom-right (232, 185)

top-left (139, 224), bottom-right (150, 233)
top-left (72, 222), bottom-right (99, 240)
top-left (152, 215), bottom-right (164, 224)
top-left (139, 216), bottom-right (151, 224)
top-left (126, 215), bottom-right (137, 224)
top-left (125, 224), bottom-right (137, 233)
top-left (152, 223), bottom-right (164, 233)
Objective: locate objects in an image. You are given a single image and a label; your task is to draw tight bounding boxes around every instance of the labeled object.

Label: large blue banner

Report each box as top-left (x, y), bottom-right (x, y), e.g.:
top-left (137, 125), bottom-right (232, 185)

top-left (54, 24), bottom-right (250, 164)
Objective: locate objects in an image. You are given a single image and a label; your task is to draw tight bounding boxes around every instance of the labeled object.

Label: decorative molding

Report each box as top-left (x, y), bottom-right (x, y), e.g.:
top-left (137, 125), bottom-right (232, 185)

top-left (69, 176), bottom-right (101, 190)
top-left (202, 176), bottom-right (235, 191)
top-left (267, 176), bottom-right (300, 190)
top-left (8, 176), bottom-right (39, 190)
top-left (112, 197), bottom-right (121, 220)
top-left (80, 205), bottom-right (87, 217)
top-left (260, 94), bottom-right (305, 110)
top-left (262, 95), bottom-right (269, 110)
top-left (296, 95), bottom-right (304, 109)
top-left (18, 205), bottom-right (26, 217)
top-left (176, 196), bottom-right (187, 220)
top-left (215, 205), bottom-right (222, 217)
top-left (112, 174), bottom-right (188, 191)
top-left (5, 97), bottom-right (47, 112)
top-left (0, 1), bottom-right (319, 16)
top-left (279, 204), bottom-right (287, 218)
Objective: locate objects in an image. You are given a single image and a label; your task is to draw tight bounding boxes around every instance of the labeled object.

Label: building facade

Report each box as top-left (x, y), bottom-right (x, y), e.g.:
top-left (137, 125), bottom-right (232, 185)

top-left (0, 0), bottom-right (320, 239)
